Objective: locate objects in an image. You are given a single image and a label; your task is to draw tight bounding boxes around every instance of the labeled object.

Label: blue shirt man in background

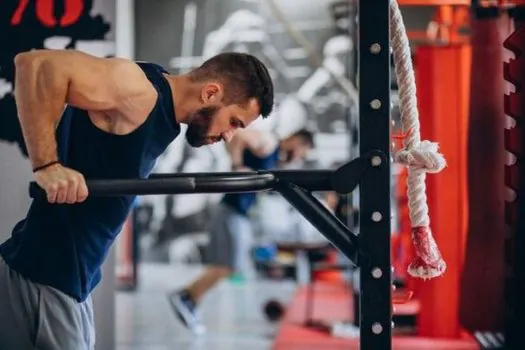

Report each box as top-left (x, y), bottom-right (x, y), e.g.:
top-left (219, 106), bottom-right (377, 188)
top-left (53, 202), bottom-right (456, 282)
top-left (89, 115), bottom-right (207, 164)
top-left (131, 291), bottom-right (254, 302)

top-left (170, 128), bottom-right (314, 335)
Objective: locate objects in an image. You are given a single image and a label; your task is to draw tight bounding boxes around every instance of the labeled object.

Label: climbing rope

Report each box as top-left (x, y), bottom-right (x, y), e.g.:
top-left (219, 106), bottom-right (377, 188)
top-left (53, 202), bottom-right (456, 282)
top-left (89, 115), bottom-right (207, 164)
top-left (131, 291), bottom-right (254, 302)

top-left (390, 0), bottom-right (447, 279)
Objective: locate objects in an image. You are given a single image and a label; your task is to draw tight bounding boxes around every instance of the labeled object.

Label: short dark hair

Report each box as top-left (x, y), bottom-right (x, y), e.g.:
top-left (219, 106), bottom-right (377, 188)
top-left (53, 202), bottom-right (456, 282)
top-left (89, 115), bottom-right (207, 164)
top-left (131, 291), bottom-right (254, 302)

top-left (289, 128), bottom-right (315, 148)
top-left (189, 52), bottom-right (274, 118)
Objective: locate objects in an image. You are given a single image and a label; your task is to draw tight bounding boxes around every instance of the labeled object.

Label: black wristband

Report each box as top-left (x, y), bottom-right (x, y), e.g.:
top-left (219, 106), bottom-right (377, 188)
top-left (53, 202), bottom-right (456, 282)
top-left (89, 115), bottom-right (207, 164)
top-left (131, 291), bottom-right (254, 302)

top-left (33, 160), bottom-right (60, 173)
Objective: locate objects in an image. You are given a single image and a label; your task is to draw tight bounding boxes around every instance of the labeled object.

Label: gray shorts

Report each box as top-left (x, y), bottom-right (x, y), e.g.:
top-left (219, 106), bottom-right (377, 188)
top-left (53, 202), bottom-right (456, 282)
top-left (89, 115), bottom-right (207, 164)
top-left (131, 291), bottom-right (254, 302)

top-left (204, 203), bottom-right (254, 274)
top-left (0, 257), bottom-right (95, 350)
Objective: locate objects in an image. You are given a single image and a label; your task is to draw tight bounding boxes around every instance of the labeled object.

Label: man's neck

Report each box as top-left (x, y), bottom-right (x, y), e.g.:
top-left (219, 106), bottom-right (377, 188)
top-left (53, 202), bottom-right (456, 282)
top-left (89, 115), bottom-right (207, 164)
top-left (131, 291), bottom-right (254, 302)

top-left (164, 74), bottom-right (197, 125)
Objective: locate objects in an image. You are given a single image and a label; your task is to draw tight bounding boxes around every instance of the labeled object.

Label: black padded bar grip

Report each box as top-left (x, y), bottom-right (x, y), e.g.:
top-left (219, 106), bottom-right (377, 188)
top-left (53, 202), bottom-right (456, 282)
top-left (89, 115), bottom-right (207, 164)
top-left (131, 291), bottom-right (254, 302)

top-left (260, 170), bottom-right (334, 192)
top-left (147, 170), bottom-right (335, 193)
top-left (147, 170), bottom-right (335, 192)
top-left (29, 173), bottom-right (277, 198)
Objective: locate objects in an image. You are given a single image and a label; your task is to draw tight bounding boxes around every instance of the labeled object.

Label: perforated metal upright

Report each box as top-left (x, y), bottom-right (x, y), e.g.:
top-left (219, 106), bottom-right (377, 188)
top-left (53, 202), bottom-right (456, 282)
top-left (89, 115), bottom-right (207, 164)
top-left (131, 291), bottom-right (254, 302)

top-left (504, 9), bottom-right (525, 350)
top-left (358, 0), bottom-right (392, 349)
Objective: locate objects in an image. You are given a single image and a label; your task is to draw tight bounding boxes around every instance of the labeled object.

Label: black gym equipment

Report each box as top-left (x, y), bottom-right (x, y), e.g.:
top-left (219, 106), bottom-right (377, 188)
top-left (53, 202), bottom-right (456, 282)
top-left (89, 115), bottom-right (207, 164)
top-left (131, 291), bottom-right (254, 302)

top-left (29, 149), bottom-right (391, 347)
top-left (29, 0), bottom-right (392, 347)
top-left (263, 299), bottom-right (285, 323)
top-left (29, 150), bottom-right (382, 269)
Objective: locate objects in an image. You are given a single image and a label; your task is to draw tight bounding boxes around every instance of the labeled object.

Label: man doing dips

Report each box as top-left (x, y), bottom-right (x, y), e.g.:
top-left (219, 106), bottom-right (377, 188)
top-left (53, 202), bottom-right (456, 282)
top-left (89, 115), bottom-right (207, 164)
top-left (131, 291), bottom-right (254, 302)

top-left (0, 49), bottom-right (274, 350)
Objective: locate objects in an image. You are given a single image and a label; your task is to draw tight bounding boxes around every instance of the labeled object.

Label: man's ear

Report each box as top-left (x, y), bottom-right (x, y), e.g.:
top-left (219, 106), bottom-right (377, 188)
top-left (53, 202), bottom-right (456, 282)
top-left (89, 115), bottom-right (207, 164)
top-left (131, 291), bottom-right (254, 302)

top-left (201, 83), bottom-right (224, 103)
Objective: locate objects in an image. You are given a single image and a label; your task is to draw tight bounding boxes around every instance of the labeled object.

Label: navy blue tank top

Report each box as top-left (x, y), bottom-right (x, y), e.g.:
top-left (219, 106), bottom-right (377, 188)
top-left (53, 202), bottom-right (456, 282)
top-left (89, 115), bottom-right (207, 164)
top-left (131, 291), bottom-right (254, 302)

top-left (0, 62), bottom-right (180, 302)
top-left (221, 148), bottom-right (280, 216)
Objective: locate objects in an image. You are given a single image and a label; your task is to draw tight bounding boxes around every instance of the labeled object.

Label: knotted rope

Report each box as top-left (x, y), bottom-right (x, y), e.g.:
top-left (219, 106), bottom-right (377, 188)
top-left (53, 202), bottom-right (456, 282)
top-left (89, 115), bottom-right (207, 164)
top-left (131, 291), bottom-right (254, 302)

top-left (390, 0), bottom-right (447, 279)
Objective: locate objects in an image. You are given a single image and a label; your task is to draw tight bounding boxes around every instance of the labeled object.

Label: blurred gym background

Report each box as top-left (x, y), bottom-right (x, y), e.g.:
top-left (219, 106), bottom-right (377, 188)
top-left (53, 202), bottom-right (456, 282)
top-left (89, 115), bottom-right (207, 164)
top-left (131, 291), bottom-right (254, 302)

top-left (1, 0), bottom-right (521, 349)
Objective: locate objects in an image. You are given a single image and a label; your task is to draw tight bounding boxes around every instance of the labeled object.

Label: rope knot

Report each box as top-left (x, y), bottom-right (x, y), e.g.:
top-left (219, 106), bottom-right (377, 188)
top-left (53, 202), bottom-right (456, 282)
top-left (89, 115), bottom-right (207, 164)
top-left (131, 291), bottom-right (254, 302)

top-left (395, 141), bottom-right (446, 173)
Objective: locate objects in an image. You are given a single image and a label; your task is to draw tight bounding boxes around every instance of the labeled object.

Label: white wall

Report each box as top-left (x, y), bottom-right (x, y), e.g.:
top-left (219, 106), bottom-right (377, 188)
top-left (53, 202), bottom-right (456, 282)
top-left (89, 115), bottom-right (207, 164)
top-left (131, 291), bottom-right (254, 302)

top-left (116, 0), bottom-right (135, 60)
top-left (0, 145), bottom-right (33, 237)
top-left (91, 1), bottom-right (135, 349)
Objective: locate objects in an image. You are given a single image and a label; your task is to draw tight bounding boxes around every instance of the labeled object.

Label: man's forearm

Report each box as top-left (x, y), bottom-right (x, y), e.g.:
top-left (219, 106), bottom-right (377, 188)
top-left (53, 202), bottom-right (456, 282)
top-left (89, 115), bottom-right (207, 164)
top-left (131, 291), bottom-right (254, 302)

top-left (14, 53), bottom-right (69, 169)
top-left (226, 135), bottom-right (245, 168)
top-left (229, 145), bottom-right (244, 168)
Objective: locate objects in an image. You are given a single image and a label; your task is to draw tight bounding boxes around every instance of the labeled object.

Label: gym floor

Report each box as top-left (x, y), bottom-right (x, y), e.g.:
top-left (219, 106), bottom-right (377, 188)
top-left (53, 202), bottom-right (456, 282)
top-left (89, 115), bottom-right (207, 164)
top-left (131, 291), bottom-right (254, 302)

top-left (116, 263), bottom-right (296, 350)
top-left (115, 263), bottom-right (481, 350)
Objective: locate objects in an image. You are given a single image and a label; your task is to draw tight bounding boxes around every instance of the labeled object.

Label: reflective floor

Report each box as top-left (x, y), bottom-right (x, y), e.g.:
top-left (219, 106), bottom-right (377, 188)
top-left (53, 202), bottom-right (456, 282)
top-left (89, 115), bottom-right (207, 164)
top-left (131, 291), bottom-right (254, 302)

top-left (116, 263), bottom-right (296, 350)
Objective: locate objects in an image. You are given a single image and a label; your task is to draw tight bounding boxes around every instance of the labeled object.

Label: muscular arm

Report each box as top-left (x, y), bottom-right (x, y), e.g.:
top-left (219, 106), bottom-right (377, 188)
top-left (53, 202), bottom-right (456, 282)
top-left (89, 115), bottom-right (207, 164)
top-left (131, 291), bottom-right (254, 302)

top-left (14, 49), bottom-right (153, 170)
top-left (227, 129), bottom-right (279, 168)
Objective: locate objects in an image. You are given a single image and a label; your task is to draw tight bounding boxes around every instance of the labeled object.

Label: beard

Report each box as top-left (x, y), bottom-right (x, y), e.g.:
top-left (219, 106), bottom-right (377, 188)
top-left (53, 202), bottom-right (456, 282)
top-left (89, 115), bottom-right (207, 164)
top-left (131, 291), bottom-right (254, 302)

top-left (185, 106), bottom-right (219, 147)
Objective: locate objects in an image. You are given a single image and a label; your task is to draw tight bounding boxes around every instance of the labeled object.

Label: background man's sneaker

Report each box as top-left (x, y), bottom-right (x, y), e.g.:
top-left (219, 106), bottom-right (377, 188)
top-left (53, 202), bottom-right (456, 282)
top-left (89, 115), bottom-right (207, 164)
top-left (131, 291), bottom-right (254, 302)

top-left (167, 290), bottom-right (206, 335)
